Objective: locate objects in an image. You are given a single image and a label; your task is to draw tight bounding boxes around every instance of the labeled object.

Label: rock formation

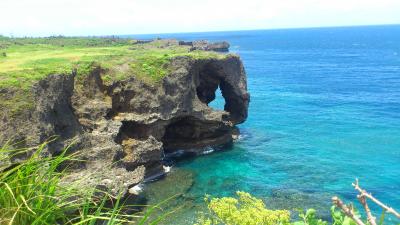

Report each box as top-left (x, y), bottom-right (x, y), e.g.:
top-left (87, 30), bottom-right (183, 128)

top-left (179, 40), bottom-right (230, 52)
top-left (0, 43), bottom-right (249, 196)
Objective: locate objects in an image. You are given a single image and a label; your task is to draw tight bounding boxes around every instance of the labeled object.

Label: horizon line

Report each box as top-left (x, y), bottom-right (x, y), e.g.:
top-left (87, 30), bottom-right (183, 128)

top-left (119, 23), bottom-right (400, 37)
top-left (2, 23), bottom-right (399, 38)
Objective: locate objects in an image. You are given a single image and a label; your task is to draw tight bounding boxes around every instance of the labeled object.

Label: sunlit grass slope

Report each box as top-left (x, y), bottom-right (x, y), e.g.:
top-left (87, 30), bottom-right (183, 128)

top-left (0, 36), bottom-right (226, 115)
top-left (0, 36), bottom-right (225, 89)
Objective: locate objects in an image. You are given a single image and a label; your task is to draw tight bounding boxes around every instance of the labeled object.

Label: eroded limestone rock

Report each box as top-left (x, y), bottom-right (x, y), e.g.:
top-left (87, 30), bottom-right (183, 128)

top-left (0, 50), bottom-right (249, 196)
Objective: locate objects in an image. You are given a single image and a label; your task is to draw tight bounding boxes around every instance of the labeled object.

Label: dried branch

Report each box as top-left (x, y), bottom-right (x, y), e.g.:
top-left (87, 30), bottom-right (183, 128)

top-left (353, 179), bottom-right (400, 219)
top-left (357, 194), bottom-right (376, 225)
top-left (332, 196), bottom-right (365, 225)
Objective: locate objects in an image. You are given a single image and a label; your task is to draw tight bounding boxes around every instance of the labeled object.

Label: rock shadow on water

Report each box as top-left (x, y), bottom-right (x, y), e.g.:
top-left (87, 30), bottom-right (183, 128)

top-left (263, 188), bottom-right (333, 221)
top-left (163, 141), bottom-right (234, 166)
top-left (137, 168), bottom-right (202, 224)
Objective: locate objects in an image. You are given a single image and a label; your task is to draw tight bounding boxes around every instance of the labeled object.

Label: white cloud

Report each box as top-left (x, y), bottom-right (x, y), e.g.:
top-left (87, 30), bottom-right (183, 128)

top-left (0, 0), bottom-right (399, 36)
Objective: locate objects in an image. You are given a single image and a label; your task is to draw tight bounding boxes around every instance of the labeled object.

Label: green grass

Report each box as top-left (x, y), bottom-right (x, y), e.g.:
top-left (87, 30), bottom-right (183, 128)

top-left (0, 36), bottom-right (228, 116)
top-left (0, 37), bottom-right (227, 89)
top-left (0, 140), bottom-right (175, 225)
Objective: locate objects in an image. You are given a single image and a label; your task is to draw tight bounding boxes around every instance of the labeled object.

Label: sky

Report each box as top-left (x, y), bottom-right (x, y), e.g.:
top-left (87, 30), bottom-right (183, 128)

top-left (1, 0), bottom-right (400, 37)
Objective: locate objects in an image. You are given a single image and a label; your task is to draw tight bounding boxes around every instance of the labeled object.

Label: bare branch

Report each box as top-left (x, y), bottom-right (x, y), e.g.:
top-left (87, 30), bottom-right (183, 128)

top-left (353, 179), bottom-right (400, 219)
top-left (357, 194), bottom-right (376, 225)
top-left (332, 196), bottom-right (365, 225)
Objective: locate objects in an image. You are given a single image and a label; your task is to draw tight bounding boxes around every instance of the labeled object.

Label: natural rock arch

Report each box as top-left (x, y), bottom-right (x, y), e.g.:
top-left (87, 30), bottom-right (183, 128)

top-left (0, 53), bottom-right (250, 196)
top-left (196, 59), bottom-right (249, 124)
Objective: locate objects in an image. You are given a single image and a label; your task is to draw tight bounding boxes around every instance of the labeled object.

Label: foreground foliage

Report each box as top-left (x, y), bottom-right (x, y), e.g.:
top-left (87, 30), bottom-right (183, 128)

top-left (196, 192), bottom-right (290, 225)
top-left (0, 141), bottom-right (170, 225)
top-left (196, 191), bottom-right (395, 225)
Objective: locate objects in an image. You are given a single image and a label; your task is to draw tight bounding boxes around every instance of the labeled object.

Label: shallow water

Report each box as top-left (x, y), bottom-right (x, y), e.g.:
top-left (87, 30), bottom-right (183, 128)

top-left (131, 25), bottom-right (400, 224)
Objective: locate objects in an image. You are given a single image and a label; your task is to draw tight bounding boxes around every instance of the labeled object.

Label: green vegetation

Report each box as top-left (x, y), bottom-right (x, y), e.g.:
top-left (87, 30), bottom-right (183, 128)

top-left (0, 36), bottom-right (225, 117)
top-left (0, 141), bottom-right (172, 225)
top-left (0, 36), bottom-right (226, 89)
top-left (196, 191), bottom-right (386, 225)
top-left (0, 36), bottom-right (227, 116)
top-left (196, 191), bottom-right (290, 225)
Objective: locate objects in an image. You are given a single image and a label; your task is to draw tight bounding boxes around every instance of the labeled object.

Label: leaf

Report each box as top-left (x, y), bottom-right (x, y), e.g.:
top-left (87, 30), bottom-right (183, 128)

top-left (342, 217), bottom-right (358, 225)
top-left (292, 221), bottom-right (306, 225)
top-left (378, 210), bottom-right (385, 225)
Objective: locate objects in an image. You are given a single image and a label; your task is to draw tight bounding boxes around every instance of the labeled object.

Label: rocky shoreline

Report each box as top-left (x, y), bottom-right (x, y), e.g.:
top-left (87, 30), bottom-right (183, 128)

top-left (0, 39), bottom-right (249, 197)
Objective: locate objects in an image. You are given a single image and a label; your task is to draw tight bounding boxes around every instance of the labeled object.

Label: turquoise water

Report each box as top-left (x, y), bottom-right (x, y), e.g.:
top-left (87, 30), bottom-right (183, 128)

top-left (133, 25), bottom-right (400, 223)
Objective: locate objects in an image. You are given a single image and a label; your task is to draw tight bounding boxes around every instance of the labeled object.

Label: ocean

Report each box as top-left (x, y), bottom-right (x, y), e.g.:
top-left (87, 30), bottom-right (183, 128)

top-left (129, 25), bottom-right (400, 224)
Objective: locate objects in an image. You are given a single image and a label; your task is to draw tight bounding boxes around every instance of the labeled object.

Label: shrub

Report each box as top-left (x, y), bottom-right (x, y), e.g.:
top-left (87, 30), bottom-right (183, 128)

top-left (293, 208), bottom-right (328, 225)
top-left (196, 192), bottom-right (379, 225)
top-left (196, 191), bottom-right (291, 225)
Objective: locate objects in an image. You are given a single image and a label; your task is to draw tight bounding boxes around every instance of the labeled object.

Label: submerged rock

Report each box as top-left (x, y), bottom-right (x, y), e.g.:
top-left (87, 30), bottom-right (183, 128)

top-left (264, 189), bottom-right (332, 220)
top-left (0, 41), bottom-right (249, 196)
top-left (144, 169), bottom-right (195, 203)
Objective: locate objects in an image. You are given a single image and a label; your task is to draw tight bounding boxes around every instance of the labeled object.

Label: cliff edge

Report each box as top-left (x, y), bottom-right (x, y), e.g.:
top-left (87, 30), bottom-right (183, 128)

top-left (0, 38), bottom-right (249, 196)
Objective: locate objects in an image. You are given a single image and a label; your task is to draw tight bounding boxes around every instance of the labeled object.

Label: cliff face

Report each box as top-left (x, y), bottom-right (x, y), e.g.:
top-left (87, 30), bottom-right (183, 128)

top-left (0, 54), bottom-right (249, 196)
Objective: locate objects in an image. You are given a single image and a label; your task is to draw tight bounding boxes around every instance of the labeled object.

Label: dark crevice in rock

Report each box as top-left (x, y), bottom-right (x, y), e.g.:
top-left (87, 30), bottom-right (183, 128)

top-left (161, 116), bottom-right (233, 153)
top-left (115, 121), bottom-right (155, 143)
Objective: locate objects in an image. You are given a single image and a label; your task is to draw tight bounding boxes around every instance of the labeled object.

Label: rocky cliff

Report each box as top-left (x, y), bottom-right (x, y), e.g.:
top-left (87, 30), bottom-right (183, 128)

top-left (0, 41), bottom-right (249, 196)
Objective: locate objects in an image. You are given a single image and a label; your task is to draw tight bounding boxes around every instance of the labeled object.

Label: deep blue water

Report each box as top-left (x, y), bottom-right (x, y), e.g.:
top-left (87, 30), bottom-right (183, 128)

top-left (130, 25), bottom-right (400, 223)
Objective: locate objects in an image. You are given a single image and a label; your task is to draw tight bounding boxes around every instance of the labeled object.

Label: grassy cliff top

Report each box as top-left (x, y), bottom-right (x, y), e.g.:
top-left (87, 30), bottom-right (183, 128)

top-left (0, 36), bottom-right (229, 116)
top-left (0, 36), bottom-right (227, 90)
